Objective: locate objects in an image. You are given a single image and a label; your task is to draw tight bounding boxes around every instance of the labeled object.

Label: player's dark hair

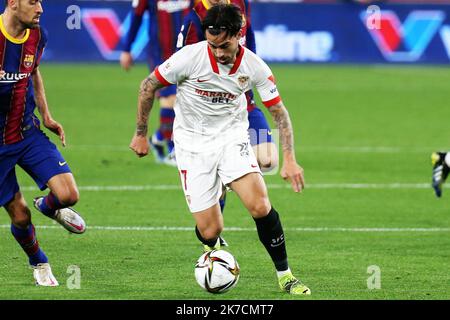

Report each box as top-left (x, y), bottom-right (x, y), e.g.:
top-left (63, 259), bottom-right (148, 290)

top-left (201, 4), bottom-right (242, 38)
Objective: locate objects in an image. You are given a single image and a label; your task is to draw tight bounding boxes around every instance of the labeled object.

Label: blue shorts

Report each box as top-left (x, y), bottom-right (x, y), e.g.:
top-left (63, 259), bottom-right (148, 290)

top-left (248, 107), bottom-right (273, 146)
top-left (158, 84), bottom-right (177, 98)
top-left (0, 127), bottom-right (71, 207)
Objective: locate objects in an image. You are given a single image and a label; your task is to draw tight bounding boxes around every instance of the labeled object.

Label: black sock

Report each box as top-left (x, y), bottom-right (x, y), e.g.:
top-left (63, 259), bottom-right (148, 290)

top-left (253, 207), bottom-right (288, 271)
top-left (195, 225), bottom-right (218, 247)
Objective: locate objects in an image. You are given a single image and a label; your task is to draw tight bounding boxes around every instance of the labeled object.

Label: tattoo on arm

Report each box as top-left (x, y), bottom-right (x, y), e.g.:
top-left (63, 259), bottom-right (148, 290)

top-left (268, 102), bottom-right (294, 153)
top-left (136, 72), bottom-right (164, 136)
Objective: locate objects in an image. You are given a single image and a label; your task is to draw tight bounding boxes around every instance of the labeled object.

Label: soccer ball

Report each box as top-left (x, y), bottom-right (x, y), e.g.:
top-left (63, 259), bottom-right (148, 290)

top-left (194, 250), bottom-right (240, 294)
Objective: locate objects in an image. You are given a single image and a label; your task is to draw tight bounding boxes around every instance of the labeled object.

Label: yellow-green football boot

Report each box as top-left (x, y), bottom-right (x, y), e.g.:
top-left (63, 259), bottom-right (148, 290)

top-left (278, 272), bottom-right (311, 295)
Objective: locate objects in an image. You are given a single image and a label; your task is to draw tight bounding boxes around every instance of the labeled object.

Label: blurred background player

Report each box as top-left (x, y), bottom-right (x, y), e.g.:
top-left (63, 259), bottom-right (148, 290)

top-left (176, 0), bottom-right (278, 226)
top-left (431, 151), bottom-right (450, 197)
top-left (120, 0), bottom-right (194, 166)
top-left (0, 0), bottom-right (86, 286)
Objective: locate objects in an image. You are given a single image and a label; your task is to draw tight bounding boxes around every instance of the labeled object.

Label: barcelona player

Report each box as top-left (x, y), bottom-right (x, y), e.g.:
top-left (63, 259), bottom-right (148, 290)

top-left (120, 0), bottom-right (193, 166)
top-left (0, 0), bottom-right (86, 286)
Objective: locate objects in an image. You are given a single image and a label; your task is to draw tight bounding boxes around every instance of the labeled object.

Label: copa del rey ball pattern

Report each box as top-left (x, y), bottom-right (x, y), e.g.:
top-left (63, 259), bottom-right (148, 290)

top-left (195, 250), bottom-right (240, 294)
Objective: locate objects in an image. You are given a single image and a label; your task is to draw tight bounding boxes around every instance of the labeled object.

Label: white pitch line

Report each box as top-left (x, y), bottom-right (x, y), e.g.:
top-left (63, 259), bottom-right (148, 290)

top-left (18, 183), bottom-right (432, 192)
top-left (64, 145), bottom-right (441, 154)
top-left (0, 225), bottom-right (448, 232)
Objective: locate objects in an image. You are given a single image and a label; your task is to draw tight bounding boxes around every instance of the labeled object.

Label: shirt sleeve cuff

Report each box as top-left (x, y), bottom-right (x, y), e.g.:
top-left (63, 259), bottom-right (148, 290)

top-left (262, 96), bottom-right (281, 108)
top-left (154, 67), bottom-right (173, 86)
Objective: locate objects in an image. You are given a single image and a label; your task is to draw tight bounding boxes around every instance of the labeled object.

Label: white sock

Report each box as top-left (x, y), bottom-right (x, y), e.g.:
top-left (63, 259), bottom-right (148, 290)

top-left (276, 268), bottom-right (292, 279)
top-left (445, 153), bottom-right (450, 167)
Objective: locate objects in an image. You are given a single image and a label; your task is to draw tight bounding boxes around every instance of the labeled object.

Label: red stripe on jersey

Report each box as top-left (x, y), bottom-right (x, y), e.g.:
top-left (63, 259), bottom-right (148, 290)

top-left (184, 0), bottom-right (207, 46)
top-left (207, 45), bottom-right (219, 74)
top-left (4, 29), bottom-right (40, 144)
top-left (157, 10), bottom-right (174, 61)
top-left (185, 22), bottom-right (199, 46)
top-left (154, 67), bottom-right (172, 86)
top-left (134, 0), bottom-right (148, 16)
top-left (229, 45), bottom-right (244, 75)
top-left (193, 1), bottom-right (208, 21)
top-left (0, 36), bottom-right (7, 144)
top-left (231, 0), bottom-right (248, 39)
top-left (237, 0), bottom-right (251, 25)
top-left (263, 96), bottom-right (281, 108)
top-left (0, 35), bottom-right (6, 68)
top-left (35, 44), bottom-right (44, 69)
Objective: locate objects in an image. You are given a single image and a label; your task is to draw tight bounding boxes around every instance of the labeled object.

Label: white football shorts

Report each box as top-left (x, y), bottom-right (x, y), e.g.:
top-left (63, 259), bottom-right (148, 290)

top-left (175, 139), bottom-right (262, 213)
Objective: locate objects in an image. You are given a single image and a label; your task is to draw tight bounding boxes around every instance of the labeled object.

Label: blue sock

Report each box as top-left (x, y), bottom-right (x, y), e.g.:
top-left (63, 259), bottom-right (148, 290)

top-left (11, 224), bottom-right (48, 266)
top-left (167, 140), bottom-right (174, 153)
top-left (154, 129), bottom-right (164, 143)
top-left (159, 108), bottom-right (175, 143)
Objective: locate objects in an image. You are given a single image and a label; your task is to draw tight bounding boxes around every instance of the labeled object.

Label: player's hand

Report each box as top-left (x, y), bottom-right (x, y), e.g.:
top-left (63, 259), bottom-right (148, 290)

top-left (280, 160), bottom-right (305, 193)
top-left (129, 134), bottom-right (149, 158)
top-left (120, 52), bottom-right (133, 71)
top-left (43, 118), bottom-right (66, 147)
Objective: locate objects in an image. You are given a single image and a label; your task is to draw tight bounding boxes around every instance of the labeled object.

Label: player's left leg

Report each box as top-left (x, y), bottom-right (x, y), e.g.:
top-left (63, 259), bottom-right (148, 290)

top-left (229, 172), bottom-right (310, 295)
top-left (431, 151), bottom-right (450, 197)
top-left (19, 129), bottom-right (86, 233)
top-left (218, 140), bottom-right (309, 295)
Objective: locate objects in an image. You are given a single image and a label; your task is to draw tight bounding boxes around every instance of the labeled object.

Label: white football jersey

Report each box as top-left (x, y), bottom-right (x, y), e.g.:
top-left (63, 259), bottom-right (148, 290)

top-left (156, 41), bottom-right (281, 152)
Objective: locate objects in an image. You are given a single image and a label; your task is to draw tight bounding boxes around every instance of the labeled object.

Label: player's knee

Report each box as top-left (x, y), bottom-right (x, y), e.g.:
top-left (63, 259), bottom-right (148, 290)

top-left (255, 144), bottom-right (279, 172)
top-left (258, 155), bottom-right (279, 172)
top-left (10, 207), bottom-right (32, 228)
top-left (5, 196), bottom-right (31, 228)
top-left (57, 189), bottom-right (79, 206)
top-left (201, 225), bottom-right (223, 241)
top-left (248, 198), bottom-right (271, 219)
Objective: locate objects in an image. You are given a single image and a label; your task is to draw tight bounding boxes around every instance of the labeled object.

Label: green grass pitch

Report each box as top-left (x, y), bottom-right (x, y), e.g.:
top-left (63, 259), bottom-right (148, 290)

top-left (0, 64), bottom-right (449, 300)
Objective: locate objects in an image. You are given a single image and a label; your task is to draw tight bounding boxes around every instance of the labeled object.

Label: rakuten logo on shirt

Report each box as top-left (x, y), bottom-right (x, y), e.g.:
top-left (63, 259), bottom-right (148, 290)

top-left (0, 71), bottom-right (31, 84)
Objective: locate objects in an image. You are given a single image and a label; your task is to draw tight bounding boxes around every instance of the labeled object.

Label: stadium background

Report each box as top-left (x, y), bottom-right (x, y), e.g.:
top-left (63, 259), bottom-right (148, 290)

top-left (0, 0), bottom-right (449, 300)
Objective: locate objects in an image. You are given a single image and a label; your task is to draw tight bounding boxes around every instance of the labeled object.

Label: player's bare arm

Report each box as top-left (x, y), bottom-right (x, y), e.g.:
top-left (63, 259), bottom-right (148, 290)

top-left (268, 101), bottom-right (305, 193)
top-left (130, 72), bottom-right (164, 157)
top-left (32, 67), bottom-right (66, 146)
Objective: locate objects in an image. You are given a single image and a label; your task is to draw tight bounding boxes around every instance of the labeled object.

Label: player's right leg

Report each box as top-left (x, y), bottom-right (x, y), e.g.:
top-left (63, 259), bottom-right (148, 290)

top-left (18, 129), bottom-right (86, 233)
top-left (3, 192), bottom-right (58, 286)
top-left (431, 151), bottom-right (450, 197)
top-left (175, 147), bottom-right (226, 251)
top-left (33, 173), bottom-right (86, 234)
top-left (193, 204), bottom-right (224, 252)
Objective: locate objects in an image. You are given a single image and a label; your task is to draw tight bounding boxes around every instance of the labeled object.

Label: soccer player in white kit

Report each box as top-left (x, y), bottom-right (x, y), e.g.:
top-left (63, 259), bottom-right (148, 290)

top-left (130, 4), bottom-right (310, 295)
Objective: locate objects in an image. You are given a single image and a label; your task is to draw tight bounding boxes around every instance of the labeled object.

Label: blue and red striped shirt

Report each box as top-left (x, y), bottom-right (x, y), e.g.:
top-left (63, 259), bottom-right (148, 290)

top-left (122, 0), bottom-right (193, 70)
top-left (0, 17), bottom-right (46, 146)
